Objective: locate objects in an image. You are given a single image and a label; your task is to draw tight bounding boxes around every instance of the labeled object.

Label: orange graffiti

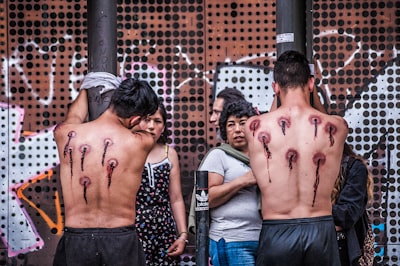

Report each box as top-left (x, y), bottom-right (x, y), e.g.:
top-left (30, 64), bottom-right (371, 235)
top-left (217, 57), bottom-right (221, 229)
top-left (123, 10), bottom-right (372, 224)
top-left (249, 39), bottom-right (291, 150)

top-left (16, 170), bottom-right (64, 235)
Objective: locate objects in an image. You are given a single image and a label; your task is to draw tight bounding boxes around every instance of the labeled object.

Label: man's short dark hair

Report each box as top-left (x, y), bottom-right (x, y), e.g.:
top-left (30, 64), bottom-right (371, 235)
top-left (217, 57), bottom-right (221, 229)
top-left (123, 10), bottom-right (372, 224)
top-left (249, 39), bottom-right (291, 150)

top-left (273, 50), bottom-right (311, 91)
top-left (215, 87), bottom-right (245, 107)
top-left (219, 100), bottom-right (256, 141)
top-left (110, 78), bottom-right (158, 119)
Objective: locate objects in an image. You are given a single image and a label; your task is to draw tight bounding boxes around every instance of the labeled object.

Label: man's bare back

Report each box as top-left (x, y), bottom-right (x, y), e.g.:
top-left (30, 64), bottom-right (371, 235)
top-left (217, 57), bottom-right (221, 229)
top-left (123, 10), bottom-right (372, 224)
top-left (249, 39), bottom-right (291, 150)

top-left (246, 104), bottom-right (348, 219)
top-left (248, 50), bottom-right (346, 266)
top-left (53, 78), bottom-right (158, 266)
top-left (245, 51), bottom-right (348, 221)
top-left (53, 79), bottom-right (159, 229)
top-left (54, 114), bottom-right (153, 228)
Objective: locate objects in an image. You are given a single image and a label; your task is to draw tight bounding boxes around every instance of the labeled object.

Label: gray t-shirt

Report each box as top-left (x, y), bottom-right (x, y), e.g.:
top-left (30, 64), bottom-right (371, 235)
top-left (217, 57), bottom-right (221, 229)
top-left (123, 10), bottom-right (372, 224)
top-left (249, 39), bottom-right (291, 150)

top-left (199, 149), bottom-right (262, 242)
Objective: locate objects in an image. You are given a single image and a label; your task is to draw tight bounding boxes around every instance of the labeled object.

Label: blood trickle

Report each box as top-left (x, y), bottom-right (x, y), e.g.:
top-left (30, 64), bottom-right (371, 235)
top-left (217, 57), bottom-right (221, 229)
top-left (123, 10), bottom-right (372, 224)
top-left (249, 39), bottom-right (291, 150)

top-left (79, 176), bottom-right (92, 204)
top-left (106, 159), bottom-right (119, 188)
top-left (249, 119), bottom-right (260, 137)
top-left (309, 116), bottom-right (321, 138)
top-left (278, 117), bottom-right (290, 136)
top-left (286, 149), bottom-right (298, 170)
top-left (68, 147), bottom-right (73, 178)
top-left (102, 138), bottom-right (113, 166)
top-left (325, 123), bottom-right (337, 146)
top-left (258, 132), bottom-right (272, 182)
top-left (312, 153), bottom-right (326, 207)
top-left (79, 144), bottom-right (90, 171)
top-left (63, 131), bottom-right (76, 157)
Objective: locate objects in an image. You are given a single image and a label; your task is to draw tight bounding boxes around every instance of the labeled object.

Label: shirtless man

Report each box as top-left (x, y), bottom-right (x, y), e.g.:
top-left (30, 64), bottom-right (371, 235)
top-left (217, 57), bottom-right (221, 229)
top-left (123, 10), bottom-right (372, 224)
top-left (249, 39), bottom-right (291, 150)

top-left (53, 78), bottom-right (158, 266)
top-left (244, 50), bottom-right (348, 266)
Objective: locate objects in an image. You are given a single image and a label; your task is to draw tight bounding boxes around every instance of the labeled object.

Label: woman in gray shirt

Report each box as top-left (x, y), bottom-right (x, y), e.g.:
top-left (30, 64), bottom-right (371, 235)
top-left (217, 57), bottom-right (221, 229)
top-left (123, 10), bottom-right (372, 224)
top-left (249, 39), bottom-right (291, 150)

top-left (200, 100), bottom-right (262, 266)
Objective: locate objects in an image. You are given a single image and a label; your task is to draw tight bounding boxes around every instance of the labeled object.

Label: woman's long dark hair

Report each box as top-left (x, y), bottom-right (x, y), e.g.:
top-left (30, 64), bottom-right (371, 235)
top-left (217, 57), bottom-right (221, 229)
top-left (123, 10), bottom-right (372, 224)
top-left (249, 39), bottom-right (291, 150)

top-left (332, 142), bottom-right (374, 205)
top-left (156, 99), bottom-right (169, 145)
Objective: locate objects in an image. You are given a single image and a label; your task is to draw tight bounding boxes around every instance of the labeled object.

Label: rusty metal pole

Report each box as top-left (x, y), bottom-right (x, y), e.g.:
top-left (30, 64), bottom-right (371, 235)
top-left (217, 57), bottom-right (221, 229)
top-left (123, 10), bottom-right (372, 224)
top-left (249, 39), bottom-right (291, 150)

top-left (305, 0), bottom-right (314, 66)
top-left (276, 0), bottom-right (306, 57)
top-left (305, 0), bottom-right (317, 107)
top-left (276, 0), bottom-right (311, 107)
top-left (86, 0), bottom-right (117, 121)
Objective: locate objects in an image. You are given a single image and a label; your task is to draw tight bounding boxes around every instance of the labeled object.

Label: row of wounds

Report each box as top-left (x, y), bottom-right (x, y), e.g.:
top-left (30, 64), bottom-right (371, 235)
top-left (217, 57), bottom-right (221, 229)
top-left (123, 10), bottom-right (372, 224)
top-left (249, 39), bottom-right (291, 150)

top-left (249, 115), bottom-right (338, 207)
top-left (61, 116), bottom-right (337, 206)
top-left (63, 131), bottom-right (118, 204)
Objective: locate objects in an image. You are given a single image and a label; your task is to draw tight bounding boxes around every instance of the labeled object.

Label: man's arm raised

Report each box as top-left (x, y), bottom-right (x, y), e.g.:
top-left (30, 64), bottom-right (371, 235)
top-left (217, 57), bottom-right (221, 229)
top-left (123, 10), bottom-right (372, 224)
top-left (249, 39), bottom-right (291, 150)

top-left (64, 90), bottom-right (89, 125)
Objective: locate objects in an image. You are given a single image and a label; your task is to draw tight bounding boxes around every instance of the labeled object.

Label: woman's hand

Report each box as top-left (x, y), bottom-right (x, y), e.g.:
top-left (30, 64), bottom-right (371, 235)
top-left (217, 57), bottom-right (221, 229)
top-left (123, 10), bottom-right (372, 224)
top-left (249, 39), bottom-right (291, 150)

top-left (167, 237), bottom-right (188, 256)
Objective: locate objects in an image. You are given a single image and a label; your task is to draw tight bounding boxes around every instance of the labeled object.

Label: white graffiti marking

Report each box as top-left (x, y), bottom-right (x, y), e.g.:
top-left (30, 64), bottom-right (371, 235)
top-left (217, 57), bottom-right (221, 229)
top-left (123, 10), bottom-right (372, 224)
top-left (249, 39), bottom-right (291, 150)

top-left (0, 103), bottom-right (59, 256)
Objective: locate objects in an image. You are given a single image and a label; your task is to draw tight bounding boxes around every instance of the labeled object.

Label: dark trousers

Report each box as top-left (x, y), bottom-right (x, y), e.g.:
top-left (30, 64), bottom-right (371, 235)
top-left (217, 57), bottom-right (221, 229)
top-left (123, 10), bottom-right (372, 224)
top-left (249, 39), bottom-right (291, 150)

top-left (53, 225), bottom-right (146, 266)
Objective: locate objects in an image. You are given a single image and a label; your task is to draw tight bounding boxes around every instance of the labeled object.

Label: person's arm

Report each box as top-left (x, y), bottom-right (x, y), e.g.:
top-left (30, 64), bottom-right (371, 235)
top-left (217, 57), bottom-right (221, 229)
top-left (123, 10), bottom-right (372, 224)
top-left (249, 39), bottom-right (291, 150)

top-left (332, 159), bottom-right (369, 231)
top-left (166, 147), bottom-right (188, 256)
top-left (270, 94), bottom-right (279, 112)
top-left (200, 149), bottom-right (256, 208)
top-left (208, 170), bottom-right (255, 208)
top-left (310, 88), bottom-right (327, 114)
top-left (64, 90), bottom-right (89, 125)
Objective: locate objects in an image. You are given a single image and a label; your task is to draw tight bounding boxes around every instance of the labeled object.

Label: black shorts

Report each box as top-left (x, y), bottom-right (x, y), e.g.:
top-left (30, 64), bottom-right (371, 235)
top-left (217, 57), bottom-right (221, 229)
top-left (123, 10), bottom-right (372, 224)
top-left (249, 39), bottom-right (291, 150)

top-left (53, 225), bottom-right (146, 266)
top-left (256, 215), bottom-right (340, 266)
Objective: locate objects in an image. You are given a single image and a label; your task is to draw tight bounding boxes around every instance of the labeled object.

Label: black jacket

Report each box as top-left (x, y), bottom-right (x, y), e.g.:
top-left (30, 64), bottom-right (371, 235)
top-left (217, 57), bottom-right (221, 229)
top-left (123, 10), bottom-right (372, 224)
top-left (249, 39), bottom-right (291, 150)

top-left (332, 158), bottom-right (369, 266)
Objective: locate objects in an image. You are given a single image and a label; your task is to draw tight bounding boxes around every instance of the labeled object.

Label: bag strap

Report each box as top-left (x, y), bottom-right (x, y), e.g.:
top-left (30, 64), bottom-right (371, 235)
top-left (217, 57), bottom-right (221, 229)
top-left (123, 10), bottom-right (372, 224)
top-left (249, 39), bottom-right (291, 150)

top-left (198, 143), bottom-right (250, 168)
top-left (216, 143), bottom-right (250, 166)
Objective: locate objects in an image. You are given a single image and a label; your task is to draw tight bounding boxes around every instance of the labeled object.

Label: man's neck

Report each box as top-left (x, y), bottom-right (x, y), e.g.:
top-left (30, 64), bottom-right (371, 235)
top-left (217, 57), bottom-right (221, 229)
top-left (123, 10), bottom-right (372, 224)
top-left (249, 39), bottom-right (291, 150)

top-left (280, 87), bottom-right (310, 107)
top-left (98, 110), bottom-right (128, 128)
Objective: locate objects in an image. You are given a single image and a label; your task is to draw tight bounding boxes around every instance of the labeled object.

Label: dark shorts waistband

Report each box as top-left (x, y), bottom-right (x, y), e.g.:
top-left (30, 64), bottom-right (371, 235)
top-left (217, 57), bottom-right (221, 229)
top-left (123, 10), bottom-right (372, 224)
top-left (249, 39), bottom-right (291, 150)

top-left (63, 224), bottom-right (136, 235)
top-left (262, 215), bottom-right (333, 225)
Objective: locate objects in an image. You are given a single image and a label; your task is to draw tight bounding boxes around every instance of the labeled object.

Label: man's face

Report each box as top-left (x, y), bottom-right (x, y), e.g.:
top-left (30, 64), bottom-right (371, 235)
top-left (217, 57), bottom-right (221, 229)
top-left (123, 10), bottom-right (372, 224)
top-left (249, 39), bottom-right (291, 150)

top-left (209, 97), bottom-right (224, 128)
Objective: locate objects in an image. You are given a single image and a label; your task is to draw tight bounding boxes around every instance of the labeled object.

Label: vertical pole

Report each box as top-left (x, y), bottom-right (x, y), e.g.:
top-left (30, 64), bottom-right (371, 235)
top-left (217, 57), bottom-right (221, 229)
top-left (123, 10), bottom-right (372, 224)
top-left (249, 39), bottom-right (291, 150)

top-left (305, 0), bottom-right (316, 107)
top-left (276, 0), bottom-right (306, 57)
top-left (195, 171), bottom-right (209, 266)
top-left (86, 0), bottom-right (117, 121)
top-left (305, 0), bottom-right (314, 66)
top-left (276, 0), bottom-right (310, 108)
top-left (87, 0), bottom-right (117, 74)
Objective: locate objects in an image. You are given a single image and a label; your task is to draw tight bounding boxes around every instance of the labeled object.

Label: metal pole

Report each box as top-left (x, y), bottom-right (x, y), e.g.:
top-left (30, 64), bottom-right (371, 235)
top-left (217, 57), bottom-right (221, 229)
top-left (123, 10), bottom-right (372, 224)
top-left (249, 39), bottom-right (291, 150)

top-left (86, 0), bottom-right (117, 121)
top-left (195, 170), bottom-right (209, 266)
top-left (305, 0), bottom-right (314, 65)
top-left (305, 0), bottom-right (316, 107)
top-left (276, 0), bottom-right (310, 107)
top-left (276, 0), bottom-right (306, 57)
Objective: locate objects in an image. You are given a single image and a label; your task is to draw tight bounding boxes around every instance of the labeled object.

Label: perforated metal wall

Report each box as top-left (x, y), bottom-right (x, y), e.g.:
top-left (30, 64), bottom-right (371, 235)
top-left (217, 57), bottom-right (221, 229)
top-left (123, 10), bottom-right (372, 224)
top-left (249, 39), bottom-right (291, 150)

top-left (312, 3), bottom-right (399, 264)
top-left (0, 0), bottom-right (399, 265)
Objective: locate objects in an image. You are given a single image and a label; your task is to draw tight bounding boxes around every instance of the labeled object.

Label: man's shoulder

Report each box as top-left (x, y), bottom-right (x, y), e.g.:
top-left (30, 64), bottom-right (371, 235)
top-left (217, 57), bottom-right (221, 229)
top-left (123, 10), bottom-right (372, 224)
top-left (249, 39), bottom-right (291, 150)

top-left (245, 112), bottom-right (273, 127)
top-left (320, 112), bottom-right (348, 131)
top-left (53, 122), bottom-right (79, 139)
top-left (127, 130), bottom-right (153, 144)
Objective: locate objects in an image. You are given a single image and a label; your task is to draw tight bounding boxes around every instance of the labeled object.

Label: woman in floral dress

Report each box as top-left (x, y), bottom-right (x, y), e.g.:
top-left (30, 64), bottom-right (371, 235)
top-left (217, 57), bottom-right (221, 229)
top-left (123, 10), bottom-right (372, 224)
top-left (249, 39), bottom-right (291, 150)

top-left (135, 100), bottom-right (188, 265)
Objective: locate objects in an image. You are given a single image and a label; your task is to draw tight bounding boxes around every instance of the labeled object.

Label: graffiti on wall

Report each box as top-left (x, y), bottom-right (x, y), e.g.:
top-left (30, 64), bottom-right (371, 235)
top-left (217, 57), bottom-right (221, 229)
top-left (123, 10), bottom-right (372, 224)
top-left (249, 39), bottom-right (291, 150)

top-left (0, 103), bottom-right (58, 256)
top-left (1, 30), bottom-right (399, 266)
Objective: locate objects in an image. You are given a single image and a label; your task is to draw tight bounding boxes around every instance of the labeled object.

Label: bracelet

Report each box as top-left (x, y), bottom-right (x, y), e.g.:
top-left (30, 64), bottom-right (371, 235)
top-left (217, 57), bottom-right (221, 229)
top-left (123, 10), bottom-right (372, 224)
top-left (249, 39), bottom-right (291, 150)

top-left (178, 237), bottom-right (189, 244)
top-left (178, 231), bottom-right (188, 237)
top-left (177, 231), bottom-right (189, 244)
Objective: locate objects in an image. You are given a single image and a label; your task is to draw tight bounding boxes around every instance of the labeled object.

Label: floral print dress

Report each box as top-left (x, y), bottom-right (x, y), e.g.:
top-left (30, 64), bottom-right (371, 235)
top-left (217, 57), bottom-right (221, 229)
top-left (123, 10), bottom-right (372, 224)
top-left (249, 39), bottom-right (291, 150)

top-left (135, 146), bottom-right (180, 266)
